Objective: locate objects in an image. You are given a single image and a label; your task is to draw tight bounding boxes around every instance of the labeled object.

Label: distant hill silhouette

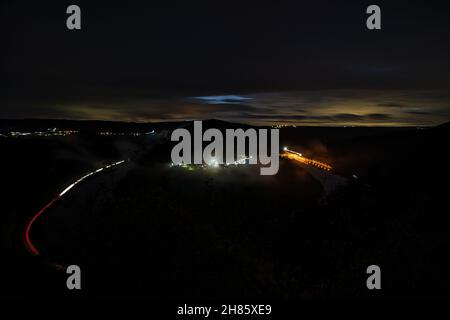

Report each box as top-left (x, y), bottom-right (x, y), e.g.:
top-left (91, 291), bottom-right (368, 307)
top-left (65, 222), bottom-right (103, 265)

top-left (1, 118), bottom-right (449, 137)
top-left (0, 118), bottom-right (259, 133)
top-left (433, 121), bottom-right (450, 132)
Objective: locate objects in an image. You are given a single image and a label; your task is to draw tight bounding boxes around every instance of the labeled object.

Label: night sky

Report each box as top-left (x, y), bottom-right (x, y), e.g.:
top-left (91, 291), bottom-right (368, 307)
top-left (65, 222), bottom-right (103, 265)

top-left (1, 1), bottom-right (450, 126)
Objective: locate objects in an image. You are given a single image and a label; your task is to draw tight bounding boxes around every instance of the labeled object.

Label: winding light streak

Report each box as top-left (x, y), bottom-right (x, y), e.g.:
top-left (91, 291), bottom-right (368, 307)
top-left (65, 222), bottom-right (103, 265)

top-left (282, 148), bottom-right (332, 171)
top-left (24, 160), bottom-right (125, 256)
top-left (24, 198), bottom-right (58, 256)
top-left (59, 184), bottom-right (75, 197)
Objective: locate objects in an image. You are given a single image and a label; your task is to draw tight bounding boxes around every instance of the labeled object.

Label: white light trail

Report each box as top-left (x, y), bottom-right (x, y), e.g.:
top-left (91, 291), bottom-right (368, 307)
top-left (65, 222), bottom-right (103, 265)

top-left (59, 183), bottom-right (75, 196)
top-left (58, 160), bottom-right (125, 197)
top-left (284, 148), bottom-right (302, 157)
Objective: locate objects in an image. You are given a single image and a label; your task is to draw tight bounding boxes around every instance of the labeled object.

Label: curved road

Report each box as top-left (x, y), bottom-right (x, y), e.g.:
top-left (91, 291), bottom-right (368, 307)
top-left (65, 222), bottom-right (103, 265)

top-left (24, 160), bottom-right (125, 256)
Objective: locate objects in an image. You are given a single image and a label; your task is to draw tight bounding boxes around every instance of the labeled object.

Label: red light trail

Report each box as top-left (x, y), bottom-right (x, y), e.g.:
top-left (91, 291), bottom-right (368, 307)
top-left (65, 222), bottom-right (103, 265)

top-left (24, 160), bottom-right (125, 257)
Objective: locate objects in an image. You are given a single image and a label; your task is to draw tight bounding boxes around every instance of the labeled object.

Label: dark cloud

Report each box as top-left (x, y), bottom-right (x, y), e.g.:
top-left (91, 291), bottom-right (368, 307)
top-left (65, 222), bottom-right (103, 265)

top-left (333, 114), bottom-right (363, 121)
top-left (378, 103), bottom-right (405, 108)
top-left (223, 111), bottom-right (393, 124)
top-left (367, 113), bottom-right (392, 120)
top-left (402, 110), bottom-right (432, 115)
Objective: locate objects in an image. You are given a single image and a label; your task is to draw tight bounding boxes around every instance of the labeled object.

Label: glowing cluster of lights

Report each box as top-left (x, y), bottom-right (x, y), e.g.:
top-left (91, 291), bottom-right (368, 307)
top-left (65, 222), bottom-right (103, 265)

top-left (100, 132), bottom-right (139, 136)
top-left (170, 155), bottom-right (252, 171)
top-left (282, 147), bottom-right (331, 171)
top-left (5, 129), bottom-right (159, 138)
top-left (8, 130), bottom-right (78, 137)
top-left (272, 124), bottom-right (296, 129)
top-left (283, 147), bottom-right (302, 157)
top-left (99, 130), bottom-right (156, 136)
top-left (227, 155), bottom-right (252, 165)
top-left (208, 158), bottom-right (219, 167)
